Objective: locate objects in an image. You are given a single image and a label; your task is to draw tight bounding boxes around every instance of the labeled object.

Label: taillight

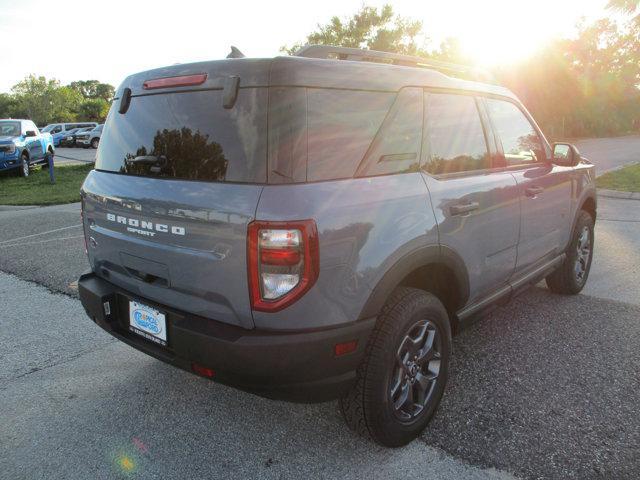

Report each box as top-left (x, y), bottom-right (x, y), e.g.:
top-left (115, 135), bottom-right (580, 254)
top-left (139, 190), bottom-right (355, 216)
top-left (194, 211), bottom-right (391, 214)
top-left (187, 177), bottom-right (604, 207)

top-left (143, 73), bottom-right (207, 90)
top-left (248, 220), bottom-right (319, 312)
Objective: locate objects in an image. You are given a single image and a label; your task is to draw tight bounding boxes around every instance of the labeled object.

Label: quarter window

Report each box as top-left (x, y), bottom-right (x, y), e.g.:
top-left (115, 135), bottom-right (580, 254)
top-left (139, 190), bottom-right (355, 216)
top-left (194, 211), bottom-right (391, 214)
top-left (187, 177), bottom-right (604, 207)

top-left (485, 99), bottom-right (546, 166)
top-left (306, 89), bottom-right (394, 181)
top-left (356, 88), bottom-right (423, 177)
top-left (424, 93), bottom-right (489, 175)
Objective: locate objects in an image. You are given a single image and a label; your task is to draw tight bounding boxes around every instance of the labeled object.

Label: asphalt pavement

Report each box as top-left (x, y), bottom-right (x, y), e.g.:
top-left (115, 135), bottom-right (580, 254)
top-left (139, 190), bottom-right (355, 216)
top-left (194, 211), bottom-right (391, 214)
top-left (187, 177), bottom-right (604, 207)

top-left (1, 136), bottom-right (640, 479)
top-left (54, 147), bottom-right (96, 165)
top-left (575, 135), bottom-right (640, 174)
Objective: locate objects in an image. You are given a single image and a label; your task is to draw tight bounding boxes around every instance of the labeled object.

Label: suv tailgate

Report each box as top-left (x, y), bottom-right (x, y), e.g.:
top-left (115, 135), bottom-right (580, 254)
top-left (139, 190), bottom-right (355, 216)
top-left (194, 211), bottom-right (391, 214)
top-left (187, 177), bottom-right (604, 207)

top-left (82, 171), bottom-right (261, 329)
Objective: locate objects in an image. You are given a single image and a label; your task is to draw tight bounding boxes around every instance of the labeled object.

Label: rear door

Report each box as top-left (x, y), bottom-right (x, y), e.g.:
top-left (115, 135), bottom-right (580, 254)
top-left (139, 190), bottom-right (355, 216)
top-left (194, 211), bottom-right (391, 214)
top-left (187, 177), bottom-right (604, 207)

top-left (421, 92), bottom-right (520, 304)
top-left (82, 85), bottom-right (268, 329)
top-left (24, 121), bottom-right (42, 160)
top-left (484, 98), bottom-right (572, 273)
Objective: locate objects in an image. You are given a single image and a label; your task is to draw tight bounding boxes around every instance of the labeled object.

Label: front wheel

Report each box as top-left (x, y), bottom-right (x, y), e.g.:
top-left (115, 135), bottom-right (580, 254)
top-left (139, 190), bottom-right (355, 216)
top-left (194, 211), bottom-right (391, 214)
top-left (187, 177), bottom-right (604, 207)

top-left (546, 210), bottom-right (594, 294)
top-left (339, 287), bottom-right (451, 447)
top-left (20, 153), bottom-right (30, 177)
top-left (90, 138), bottom-right (99, 149)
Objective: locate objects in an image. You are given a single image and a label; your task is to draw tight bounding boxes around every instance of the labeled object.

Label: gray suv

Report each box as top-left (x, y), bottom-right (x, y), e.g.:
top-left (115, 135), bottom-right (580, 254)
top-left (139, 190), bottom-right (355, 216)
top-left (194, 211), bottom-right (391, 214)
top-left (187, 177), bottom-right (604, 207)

top-left (78, 45), bottom-right (596, 447)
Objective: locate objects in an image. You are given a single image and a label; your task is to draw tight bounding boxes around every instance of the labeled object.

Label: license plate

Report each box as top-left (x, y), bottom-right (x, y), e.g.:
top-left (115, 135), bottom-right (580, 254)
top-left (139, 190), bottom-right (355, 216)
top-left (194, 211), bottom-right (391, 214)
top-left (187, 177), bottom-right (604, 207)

top-left (129, 300), bottom-right (167, 346)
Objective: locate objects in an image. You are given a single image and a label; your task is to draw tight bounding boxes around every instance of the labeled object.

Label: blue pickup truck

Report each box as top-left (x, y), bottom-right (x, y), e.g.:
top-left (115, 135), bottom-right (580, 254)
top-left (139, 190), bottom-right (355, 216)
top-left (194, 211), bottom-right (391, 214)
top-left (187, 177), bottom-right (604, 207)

top-left (0, 119), bottom-right (55, 177)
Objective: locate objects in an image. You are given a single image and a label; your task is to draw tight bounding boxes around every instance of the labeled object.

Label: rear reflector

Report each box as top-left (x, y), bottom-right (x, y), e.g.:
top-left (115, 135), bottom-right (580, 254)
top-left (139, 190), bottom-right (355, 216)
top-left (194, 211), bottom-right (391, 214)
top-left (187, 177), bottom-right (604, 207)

top-left (143, 73), bottom-right (208, 90)
top-left (191, 362), bottom-right (215, 378)
top-left (334, 340), bottom-right (358, 357)
top-left (260, 248), bottom-right (301, 266)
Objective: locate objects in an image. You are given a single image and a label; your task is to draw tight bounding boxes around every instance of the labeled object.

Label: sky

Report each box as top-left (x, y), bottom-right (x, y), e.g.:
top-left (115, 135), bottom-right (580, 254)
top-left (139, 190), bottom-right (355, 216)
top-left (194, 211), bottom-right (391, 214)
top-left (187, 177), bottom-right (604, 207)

top-left (0, 0), bottom-right (610, 93)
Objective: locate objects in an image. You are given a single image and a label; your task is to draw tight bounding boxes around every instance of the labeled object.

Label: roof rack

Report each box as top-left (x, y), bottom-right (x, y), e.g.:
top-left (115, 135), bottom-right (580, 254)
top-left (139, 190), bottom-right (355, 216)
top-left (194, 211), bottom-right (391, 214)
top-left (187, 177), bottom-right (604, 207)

top-left (294, 45), bottom-right (494, 83)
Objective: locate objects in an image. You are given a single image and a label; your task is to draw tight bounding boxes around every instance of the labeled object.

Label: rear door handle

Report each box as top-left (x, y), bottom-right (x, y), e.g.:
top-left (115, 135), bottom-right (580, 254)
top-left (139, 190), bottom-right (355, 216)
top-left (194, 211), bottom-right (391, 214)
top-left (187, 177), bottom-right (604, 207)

top-left (525, 186), bottom-right (544, 197)
top-left (450, 202), bottom-right (479, 216)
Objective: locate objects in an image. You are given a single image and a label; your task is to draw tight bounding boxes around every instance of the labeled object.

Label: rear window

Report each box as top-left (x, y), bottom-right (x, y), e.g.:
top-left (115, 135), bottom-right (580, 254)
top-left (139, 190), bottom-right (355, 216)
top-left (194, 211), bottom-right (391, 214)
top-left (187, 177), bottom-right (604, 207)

top-left (96, 89), bottom-right (267, 183)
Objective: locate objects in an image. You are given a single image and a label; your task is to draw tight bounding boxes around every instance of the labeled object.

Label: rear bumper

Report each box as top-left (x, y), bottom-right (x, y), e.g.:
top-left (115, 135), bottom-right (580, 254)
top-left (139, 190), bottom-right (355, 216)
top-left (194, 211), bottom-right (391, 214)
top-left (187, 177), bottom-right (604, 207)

top-left (78, 272), bottom-right (374, 402)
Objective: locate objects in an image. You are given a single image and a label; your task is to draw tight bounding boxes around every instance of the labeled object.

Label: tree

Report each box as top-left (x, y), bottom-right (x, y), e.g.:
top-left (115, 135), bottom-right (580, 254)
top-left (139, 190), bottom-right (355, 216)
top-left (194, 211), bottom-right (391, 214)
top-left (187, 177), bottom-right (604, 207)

top-left (283, 4), bottom-right (425, 56)
top-left (607, 0), bottom-right (639, 19)
top-left (78, 98), bottom-right (110, 122)
top-left (69, 80), bottom-right (115, 102)
top-left (0, 93), bottom-right (17, 119)
top-left (10, 75), bottom-right (83, 125)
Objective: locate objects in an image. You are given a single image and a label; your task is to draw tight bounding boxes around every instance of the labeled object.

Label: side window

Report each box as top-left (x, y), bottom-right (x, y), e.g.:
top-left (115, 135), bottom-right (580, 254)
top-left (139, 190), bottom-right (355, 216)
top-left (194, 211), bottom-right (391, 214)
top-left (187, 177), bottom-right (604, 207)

top-left (307, 89), bottom-right (394, 181)
top-left (26, 121), bottom-right (38, 134)
top-left (51, 125), bottom-right (62, 134)
top-left (424, 93), bottom-right (489, 175)
top-left (356, 88), bottom-right (423, 177)
top-left (485, 99), bottom-right (546, 165)
top-left (268, 87), bottom-right (307, 183)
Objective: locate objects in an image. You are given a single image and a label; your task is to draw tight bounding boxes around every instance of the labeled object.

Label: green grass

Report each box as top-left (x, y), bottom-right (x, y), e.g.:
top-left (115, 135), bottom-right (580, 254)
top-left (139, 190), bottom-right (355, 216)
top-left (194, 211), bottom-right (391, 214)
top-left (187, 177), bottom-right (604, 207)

top-left (596, 163), bottom-right (640, 193)
top-left (0, 164), bottom-right (93, 205)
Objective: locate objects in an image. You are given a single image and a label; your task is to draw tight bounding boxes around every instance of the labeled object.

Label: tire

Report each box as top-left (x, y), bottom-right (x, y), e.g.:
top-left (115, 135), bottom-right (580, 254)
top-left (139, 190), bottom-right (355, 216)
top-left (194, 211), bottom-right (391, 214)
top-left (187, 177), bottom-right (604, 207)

top-left (90, 137), bottom-right (99, 149)
top-left (339, 287), bottom-right (451, 447)
top-left (546, 210), bottom-right (594, 294)
top-left (19, 153), bottom-right (30, 177)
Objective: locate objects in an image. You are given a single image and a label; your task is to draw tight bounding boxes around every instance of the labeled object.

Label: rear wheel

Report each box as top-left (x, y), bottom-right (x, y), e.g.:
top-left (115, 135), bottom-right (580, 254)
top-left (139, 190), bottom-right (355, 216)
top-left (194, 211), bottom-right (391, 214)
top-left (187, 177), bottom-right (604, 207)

top-left (339, 287), bottom-right (451, 447)
top-left (546, 210), bottom-right (594, 294)
top-left (20, 153), bottom-right (30, 177)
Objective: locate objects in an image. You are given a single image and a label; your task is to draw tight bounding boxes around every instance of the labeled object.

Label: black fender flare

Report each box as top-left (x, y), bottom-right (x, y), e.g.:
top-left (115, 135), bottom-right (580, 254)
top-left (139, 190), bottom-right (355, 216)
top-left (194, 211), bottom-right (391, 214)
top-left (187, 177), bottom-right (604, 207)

top-left (358, 244), bottom-right (470, 320)
top-left (564, 191), bottom-right (597, 251)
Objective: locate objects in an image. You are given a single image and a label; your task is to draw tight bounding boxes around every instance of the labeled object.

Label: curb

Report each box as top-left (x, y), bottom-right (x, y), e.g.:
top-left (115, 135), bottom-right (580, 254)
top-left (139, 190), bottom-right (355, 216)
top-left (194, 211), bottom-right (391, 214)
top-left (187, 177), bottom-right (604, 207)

top-left (598, 189), bottom-right (640, 200)
top-left (0, 205), bottom-right (39, 211)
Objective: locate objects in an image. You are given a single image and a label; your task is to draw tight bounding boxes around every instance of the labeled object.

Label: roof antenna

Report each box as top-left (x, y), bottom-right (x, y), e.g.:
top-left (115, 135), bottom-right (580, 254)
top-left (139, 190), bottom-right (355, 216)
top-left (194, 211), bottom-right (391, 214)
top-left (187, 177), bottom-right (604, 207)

top-left (227, 46), bottom-right (245, 59)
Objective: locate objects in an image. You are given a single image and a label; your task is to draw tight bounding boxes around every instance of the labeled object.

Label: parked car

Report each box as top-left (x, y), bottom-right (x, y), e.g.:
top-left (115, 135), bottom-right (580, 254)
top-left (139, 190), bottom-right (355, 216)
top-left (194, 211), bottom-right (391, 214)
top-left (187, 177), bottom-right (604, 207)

top-left (78, 46), bottom-right (597, 447)
top-left (76, 124), bottom-right (103, 149)
top-left (41, 122), bottom-right (98, 147)
top-left (59, 128), bottom-right (81, 147)
top-left (0, 119), bottom-right (54, 176)
top-left (61, 126), bottom-right (95, 147)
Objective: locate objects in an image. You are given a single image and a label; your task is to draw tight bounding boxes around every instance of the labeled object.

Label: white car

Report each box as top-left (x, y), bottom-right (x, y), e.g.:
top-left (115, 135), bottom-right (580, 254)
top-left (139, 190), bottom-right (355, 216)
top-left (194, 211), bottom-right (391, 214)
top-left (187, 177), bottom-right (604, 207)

top-left (76, 124), bottom-right (103, 149)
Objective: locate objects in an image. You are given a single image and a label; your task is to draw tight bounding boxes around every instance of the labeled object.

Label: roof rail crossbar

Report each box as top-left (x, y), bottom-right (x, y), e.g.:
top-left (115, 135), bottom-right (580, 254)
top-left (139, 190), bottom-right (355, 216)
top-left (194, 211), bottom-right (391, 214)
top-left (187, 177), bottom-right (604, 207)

top-left (294, 45), bottom-right (494, 83)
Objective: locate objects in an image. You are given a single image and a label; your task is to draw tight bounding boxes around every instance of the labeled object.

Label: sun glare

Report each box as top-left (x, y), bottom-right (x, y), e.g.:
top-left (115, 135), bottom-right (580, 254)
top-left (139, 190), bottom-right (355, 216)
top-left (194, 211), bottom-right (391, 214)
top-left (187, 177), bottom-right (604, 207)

top-left (451, 11), bottom-right (558, 66)
top-left (415, 0), bottom-right (607, 66)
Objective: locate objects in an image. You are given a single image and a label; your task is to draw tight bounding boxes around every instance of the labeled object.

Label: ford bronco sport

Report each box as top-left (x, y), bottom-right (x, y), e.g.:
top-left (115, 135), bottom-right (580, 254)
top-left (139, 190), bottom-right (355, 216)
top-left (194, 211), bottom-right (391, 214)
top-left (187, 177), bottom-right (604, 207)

top-left (78, 45), bottom-right (597, 447)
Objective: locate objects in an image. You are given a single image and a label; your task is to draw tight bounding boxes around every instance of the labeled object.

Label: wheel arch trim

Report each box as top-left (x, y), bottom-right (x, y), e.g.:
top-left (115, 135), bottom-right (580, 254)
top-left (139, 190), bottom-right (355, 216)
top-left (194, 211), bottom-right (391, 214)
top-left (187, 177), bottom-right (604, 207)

top-left (358, 244), bottom-right (470, 320)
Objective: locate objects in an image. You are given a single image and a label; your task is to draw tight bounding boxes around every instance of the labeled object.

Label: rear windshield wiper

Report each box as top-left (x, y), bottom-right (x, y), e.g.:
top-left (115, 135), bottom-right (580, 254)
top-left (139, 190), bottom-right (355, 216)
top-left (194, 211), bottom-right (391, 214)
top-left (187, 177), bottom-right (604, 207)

top-left (126, 155), bottom-right (167, 165)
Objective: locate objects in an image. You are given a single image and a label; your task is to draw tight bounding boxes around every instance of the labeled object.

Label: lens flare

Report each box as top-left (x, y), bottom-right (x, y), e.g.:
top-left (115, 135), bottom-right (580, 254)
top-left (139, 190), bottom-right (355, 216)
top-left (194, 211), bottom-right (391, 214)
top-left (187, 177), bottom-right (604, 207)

top-left (118, 455), bottom-right (135, 472)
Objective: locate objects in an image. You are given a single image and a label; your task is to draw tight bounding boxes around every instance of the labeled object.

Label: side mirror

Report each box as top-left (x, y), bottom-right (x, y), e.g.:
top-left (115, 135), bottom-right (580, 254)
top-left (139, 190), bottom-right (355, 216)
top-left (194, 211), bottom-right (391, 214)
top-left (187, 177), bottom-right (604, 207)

top-left (552, 142), bottom-right (580, 167)
top-left (25, 130), bottom-right (37, 137)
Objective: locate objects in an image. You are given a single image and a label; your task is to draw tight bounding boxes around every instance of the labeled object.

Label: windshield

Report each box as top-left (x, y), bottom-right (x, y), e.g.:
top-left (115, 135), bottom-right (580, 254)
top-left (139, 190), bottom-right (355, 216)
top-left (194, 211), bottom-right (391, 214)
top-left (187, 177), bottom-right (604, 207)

top-left (41, 124), bottom-right (55, 133)
top-left (0, 121), bottom-right (21, 137)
